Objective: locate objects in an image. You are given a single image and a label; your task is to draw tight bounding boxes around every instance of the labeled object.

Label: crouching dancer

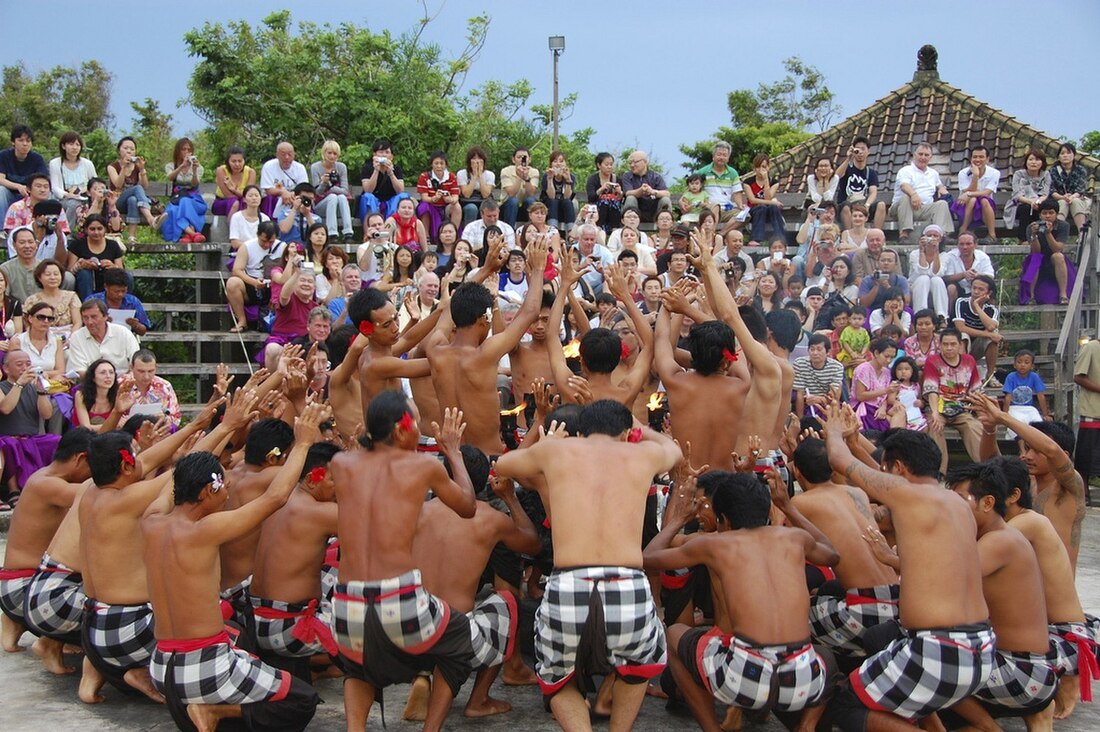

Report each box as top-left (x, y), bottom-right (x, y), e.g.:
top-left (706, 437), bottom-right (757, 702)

top-left (142, 404), bottom-right (329, 732)
top-left (494, 400), bottom-right (681, 732)
top-left (329, 391), bottom-right (478, 732)
top-left (644, 470), bottom-right (840, 731)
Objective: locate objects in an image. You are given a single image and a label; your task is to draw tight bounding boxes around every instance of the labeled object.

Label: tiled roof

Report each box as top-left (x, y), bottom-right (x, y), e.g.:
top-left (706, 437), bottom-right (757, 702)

top-left (763, 58), bottom-right (1100, 196)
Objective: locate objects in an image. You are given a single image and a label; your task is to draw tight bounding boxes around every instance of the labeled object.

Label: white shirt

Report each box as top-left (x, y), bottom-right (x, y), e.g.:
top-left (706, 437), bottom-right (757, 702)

top-left (259, 158), bottom-right (308, 192)
top-left (240, 237), bottom-right (288, 280)
top-left (893, 163), bottom-right (945, 203)
top-left (869, 309), bottom-right (911, 335)
top-left (15, 331), bottom-right (60, 372)
top-left (462, 219), bottom-right (516, 251)
top-left (957, 165), bottom-right (1001, 195)
top-left (5, 229), bottom-right (65, 260)
top-left (229, 211), bottom-right (270, 244)
top-left (605, 228), bottom-right (651, 253)
top-left (67, 323), bottom-right (140, 375)
top-left (941, 249), bottom-right (995, 295)
top-left (455, 169), bottom-right (496, 190)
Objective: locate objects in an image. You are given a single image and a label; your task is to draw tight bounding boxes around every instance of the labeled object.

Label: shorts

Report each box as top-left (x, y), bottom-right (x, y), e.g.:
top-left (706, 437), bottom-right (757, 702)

top-left (1058, 197), bottom-right (1092, 220)
top-left (810, 584), bottom-right (900, 655)
top-left (469, 591), bottom-right (519, 670)
top-left (849, 622), bottom-right (995, 720)
top-left (23, 554), bottom-right (85, 644)
top-left (82, 599), bottom-right (157, 691)
top-left (151, 630), bottom-right (318, 732)
top-left (242, 283), bottom-right (269, 307)
top-left (1048, 614), bottom-right (1100, 702)
top-left (0, 567), bottom-right (35, 624)
top-left (331, 569), bottom-right (474, 695)
top-left (249, 595), bottom-right (337, 658)
top-left (681, 626), bottom-right (828, 711)
top-left (534, 565), bottom-right (666, 696)
top-left (962, 332), bottom-right (995, 359)
top-left (974, 646), bottom-right (1058, 711)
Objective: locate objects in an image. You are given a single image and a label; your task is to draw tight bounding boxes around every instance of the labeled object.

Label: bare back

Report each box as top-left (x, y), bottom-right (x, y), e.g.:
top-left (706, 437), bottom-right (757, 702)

top-left (218, 464), bottom-right (280, 591)
top-left (143, 513), bottom-right (225, 639)
top-left (43, 485), bottom-right (90, 571)
top-left (666, 371), bottom-right (748, 471)
top-left (734, 356), bottom-right (785, 454)
top-left (792, 484), bottom-right (897, 589)
top-left (249, 488), bottom-right (338, 604)
top-left (79, 486), bottom-right (155, 605)
top-left (428, 342), bottom-right (506, 455)
top-left (1009, 509), bottom-right (1085, 625)
top-left (413, 500), bottom-right (509, 613)
top-left (1034, 474), bottom-right (1086, 573)
top-left (3, 471), bottom-right (84, 569)
top-left (979, 524), bottom-right (1050, 654)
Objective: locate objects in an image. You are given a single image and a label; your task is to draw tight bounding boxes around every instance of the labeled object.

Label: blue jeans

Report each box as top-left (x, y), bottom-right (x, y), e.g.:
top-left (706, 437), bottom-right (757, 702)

top-left (500, 196), bottom-right (538, 227)
top-left (750, 205), bottom-right (787, 244)
top-left (358, 192), bottom-right (409, 221)
top-left (116, 185), bottom-right (151, 224)
top-left (0, 187), bottom-right (18, 223)
top-left (461, 202), bottom-right (481, 226)
top-left (317, 194), bottom-right (354, 235)
top-left (545, 198), bottom-right (576, 228)
top-left (76, 268), bottom-right (134, 302)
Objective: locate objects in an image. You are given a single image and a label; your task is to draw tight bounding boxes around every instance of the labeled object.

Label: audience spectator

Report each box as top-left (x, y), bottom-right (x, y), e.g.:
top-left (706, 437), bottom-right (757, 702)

top-left (73, 177), bottom-right (122, 234)
top-left (124, 349), bottom-right (180, 428)
top-left (794, 201), bottom-right (837, 265)
top-left (656, 223), bottom-right (691, 274)
top-left (162, 137), bottom-right (207, 243)
top-left (805, 156), bottom-right (839, 205)
top-left (289, 306), bottom-right (332, 352)
top-left (0, 349), bottom-right (57, 496)
top-left (212, 145), bottom-right (256, 221)
top-left (889, 142), bottom-right (954, 243)
top-left (106, 136), bottom-right (162, 246)
top-left (852, 338), bottom-right (899, 431)
top-left (755, 238), bottom-right (792, 277)
top-left (4, 173), bottom-right (70, 241)
top-left (576, 223), bottom-right (615, 296)
top-left (1051, 142), bottom-right (1092, 235)
top-left (1001, 349), bottom-right (1050, 433)
top-left (1021, 199), bottom-right (1076, 305)
top-left (456, 146), bottom-right (495, 226)
top-left (1005, 148), bottom-right (1050, 241)
top-left (49, 131), bottom-right (97, 230)
top-left (849, 228), bottom-right (887, 281)
top-left (302, 223), bottom-right (331, 273)
top-left (714, 228), bottom-right (753, 274)
top-left (432, 221), bottom-right (459, 269)
top-left (274, 182), bottom-right (321, 245)
top-left (439, 239), bottom-right (476, 292)
top-left (358, 138), bottom-right (409, 226)
top-left (613, 227), bottom-right (655, 278)
top-left (676, 172), bottom-right (708, 223)
top-left (694, 141), bottom-right (745, 226)
top-left (327, 263), bottom-right (361, 324)
top-left (7, 199), bottom-right (69, 267)
top-left (615, 249), bottom-right (644, 301)
top-left (12, 302), bottom-right (65, 379)
top-left (386, 197), bottom-right (429, 252)
top-left (259, 141), bottom-right (309, 217)
top-left (372, 245), bottom-right (418, 300)
top-left (891, 356), bottom-right (927, 431)
top-left (461, 198), bottom-right (516, 256)
top-left (262, 249), bottom-right (320, 370)
top-left (24, 260), bottom-right (79, 333)
top-left (0, 125), bottom-right (48, 222)
top-left (586, 152), bottom-right (623, 234)
top-left (620, 150), bottom-right (671, 223)
top-left (858, 248), bottom-right (909, 312)
top-left (400, 272), bottom-right (439, 331)
top-left (923, 327), bottom-right (983, 472)
top-left (908, 224), bottom-right (949, 320)
top-left (523, 202), bottom-right (564, 266)
top-left (356, 213), bottom-right (389, 286)
top-left (540, 150), bottom-right (576, 229)
top-left (868, 288), bottom-right (911, 338)
top-left (0, 268), bottom-right (23, 337)
top-left (942, 231), bottom-right (995, 307)
top-left (1, 228), bottom-right (45, 302)
top-left (310, 140), bottom-right (355, 242)
top-left (67, 214), bottom-right (127, 301)
top-left (817, 256), bottom-right (859, 312)
top-left (73, 358), bottom-right (119, 430)
top-left (606, 207), bottom-right (651, 253)
top-left (744, 154), bottom-right (787, 244)
top-left (415, 151), bottom-right (460, 240)
top-left (837, 308), bottom-right (870, 377)
top-left (67, 299), bottom-right (139, 376)
top-left (89, 267), bottom-right (151, 336)
top-left (903, 309), bottom-right (940, 368)
top-left (753, 272), bottom-right (784, 315)
top-left (500, 146), bottom-right (540, 227)
top-left (952, 145), bottom-right (1000, 239)
top-left (227, 221), bottom-right (287, 332)
top-left (315, 244), bottom-right (348, 304)
top-left (838, 203), bottom-right (868, 252)
top-left (835, 136), bottom-right (887, 230)
top-left (953, 274), bottom-right (1002, 385)
top-left (228, 184), bottom-right (270, 250)
top-left (800, 223), bottom-right (842, 287)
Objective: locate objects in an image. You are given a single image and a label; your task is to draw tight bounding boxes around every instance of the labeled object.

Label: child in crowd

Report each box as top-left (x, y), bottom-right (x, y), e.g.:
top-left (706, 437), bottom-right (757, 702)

top-left (678, 173), bottom-right (707, 223)
top-left (823, 305), bottom-right (849, 356)
top-left (879, 324), bottom-right (906, 363)
top-left (785, 276), bottom-right (805, 304)
top-left (892, 355), bottom-right (927, 431)
top-left (1002, 348), bottom-right (1050, 438)
top-left (415, 250), bottom-right (439, 284)
top-left (868, 288), bottom-right (911, 338)
top-left (838, 308), bottom-right (870, 378)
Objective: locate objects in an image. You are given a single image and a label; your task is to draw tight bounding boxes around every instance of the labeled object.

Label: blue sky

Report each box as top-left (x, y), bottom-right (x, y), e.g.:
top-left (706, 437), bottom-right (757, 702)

top-left (7, 1), bottom-right (1098, 175)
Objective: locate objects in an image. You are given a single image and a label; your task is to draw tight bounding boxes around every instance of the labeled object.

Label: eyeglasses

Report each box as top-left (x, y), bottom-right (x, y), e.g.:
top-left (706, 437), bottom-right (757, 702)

top-left (33, 314), bottom-right (57, 322)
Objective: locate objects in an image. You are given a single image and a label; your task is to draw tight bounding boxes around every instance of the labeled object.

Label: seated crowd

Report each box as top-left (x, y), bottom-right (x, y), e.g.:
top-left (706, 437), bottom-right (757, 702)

top-left (0, 122), bottom-right (1095, 732)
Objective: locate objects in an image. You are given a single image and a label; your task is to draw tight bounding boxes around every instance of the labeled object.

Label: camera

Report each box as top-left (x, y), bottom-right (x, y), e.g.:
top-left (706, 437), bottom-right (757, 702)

top-left (43, 215), bottom-right (59, 233)
top-left (300, 197), bottom-right (313, 208)
top-left (1037, 222), bottom-right (1048, 236)
top-left (519, 155), bottom-right (528, 166)
top-left (129, 157), bottom-right (138, 164)
top-left (373, 241), bottom-right (396, 260)
top-left (429, 178), bottom-right (442, 191)
top-left (812, 207), bottom-right (825, 217)
top-left (374, 157), bottom-right (387, 167)
top-left (873, 270), bottom-right (882, 279)
top-left (300, 262), bottom-right (315, 274)
top-left (370, 230), bottom-right (390, 241)
top-left (188, 155), bottom-right (197, 164)
top-left (328, 170), bottom-right (340, 183)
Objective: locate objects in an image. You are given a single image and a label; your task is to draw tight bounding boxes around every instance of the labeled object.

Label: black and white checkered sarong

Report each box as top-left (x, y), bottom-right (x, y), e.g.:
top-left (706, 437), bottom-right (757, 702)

top-left (249, 595), bottom-right (336, 658)
top-left (534, 566), bottom-right (666, 695)
top-left (150, 630), bottom-right (289, 704)
top-left (469, 591), bottom-right (517, 670)
top-left (809, 584), bottom-right (900, 655)
top-left (1048, 614), bottom-right (1100, 702)
top-left (850, 622), bottom-right (995, 720)
top-left (974, 646), bottom-right (1058, 710)
top-left (23, 553), bottom-right (85, 643)
top-left (82, 600), bottom-right (156, 672)
top-left (0, 567), bottom-right (35, 624)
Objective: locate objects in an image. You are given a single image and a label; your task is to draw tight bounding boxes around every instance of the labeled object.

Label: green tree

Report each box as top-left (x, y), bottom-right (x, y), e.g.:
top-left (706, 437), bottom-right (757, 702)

top-left (755, 57), bottom-right (841, 131)
top-left (126, 98), bottom-right (176, 182)
top-left (1081, 131), bottom-right (1100, 157)
top-left (0, 61), bottom-right (114, 140)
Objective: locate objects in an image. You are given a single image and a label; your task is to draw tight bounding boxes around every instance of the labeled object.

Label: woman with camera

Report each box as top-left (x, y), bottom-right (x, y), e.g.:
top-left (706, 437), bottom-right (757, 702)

top-left (106, 137), bottom-right (162, 246)
top-left (540, 151), bottom-right (576, 230)
top-left (66, 214), bottom-right (127, 301)
top-left (585, 152), bottom-right (623, 234)
top-left (49, 131), bottom-right (97, 230)
top-left (162, 138), bottom-right (208, 243)
top-left (213, 145), bottom-right (256, 222)
top-left (310, 140), bottom-right (355, 243)
top-left (415, 151), bottom-right (461, 241)
top-left (457, 146), bottom-right (495, 227)
top-left (908, 225), bottom-right (949, 319)
top-left (73, 178), bottom-right (123, 235)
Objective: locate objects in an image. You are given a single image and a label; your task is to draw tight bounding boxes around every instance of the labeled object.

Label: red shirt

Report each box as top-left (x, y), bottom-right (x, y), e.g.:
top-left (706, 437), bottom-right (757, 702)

top-left (416, 171), bottom-right (459, 204)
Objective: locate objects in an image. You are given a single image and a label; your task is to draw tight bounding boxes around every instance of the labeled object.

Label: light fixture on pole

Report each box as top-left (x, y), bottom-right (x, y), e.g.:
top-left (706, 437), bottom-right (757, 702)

top-left (548, 35), bottom-right (565, 152)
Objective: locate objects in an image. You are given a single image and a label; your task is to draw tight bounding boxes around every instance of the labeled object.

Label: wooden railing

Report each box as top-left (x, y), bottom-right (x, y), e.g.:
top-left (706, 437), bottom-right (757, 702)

top-left (1054, 199), bottom-right (1099, 423)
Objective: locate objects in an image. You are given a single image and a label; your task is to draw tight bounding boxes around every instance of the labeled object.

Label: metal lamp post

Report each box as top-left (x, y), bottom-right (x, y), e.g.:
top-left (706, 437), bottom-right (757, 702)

top-left (548, 35), bottom-right (565, 151)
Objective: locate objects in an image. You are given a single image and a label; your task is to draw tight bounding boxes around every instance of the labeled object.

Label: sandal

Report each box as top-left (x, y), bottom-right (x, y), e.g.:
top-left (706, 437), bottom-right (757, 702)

top-left (230, 321), bottom-right (248, 333)
top-left (128, 235), bottom-right (138, 247)
top-left (1060, 296), bottom-right (1070, 305)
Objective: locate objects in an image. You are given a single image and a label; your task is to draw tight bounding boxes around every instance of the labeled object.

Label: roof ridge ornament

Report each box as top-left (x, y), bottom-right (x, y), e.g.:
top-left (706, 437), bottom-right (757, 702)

top-left (913, 45), bottom-right (940, 84)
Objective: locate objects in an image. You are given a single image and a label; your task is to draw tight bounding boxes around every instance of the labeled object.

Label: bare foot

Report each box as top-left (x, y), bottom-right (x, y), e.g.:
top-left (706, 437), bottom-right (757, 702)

top-left (918, 712), bottom-right (947, 732)
top-left (501, 660), bottom-right (538, 685)
top-left (187, 704), bottom-right (242, 732)
top-left (1054, 674), bottom-right (1080, 719)
top-left (310, 662), bottom-right (344, 682)
top-left (32, 637), bottom-right (75, 674)
top-left (401, 674), bottom-right (431, 721)
top-left (1, 614), bottom-right (26, 652)
top-left (645, 680), bottom-right (668, 699)
top-left (463, 695), bottom-right (512, 717)
top-left (78, 657), bottom-right (106, 704)
top-left (123, 667), bottom-right (165, 703)
top-left (721, 705), bottom-right (743, 731)
top-left (63, 643), bottom-right (83, 654)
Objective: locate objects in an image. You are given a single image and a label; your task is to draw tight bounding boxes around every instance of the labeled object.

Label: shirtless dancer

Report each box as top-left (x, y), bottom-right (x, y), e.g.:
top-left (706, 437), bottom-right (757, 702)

top-left (410, 445), bottom-right (542, 718)
top-left (142, 405), bottom-right (327, 732)
top-left (329, 390), bottom-right (478, 732)
top-left (942, 462), bottom-right (1058, 731)
top-left (324, 324), bottom-right (370, 440)
top-left (79, 395), bottom-right (248, 702)
top-left (495, 400), bottom-right (681, 732)
top-left (823, 406), bottom-right (995, 730)
top-left (787, 437), bottom-right (900, 658)
top-left (426, 238), bottom-right (547, 456)
top-left (507, 290), bottom-right (557, 419)
top-left (0, 428), bottom-right (93, 668)
top-left (248, 442), bottom-right (341, 679)
top-left (644, 471), bottom-right (840, 732)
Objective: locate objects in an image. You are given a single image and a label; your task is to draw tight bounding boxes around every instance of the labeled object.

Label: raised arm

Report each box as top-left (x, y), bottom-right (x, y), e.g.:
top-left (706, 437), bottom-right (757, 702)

top-left (822, 402), bottom-right (912, 507)
top-left (653, 306), bottom-right (682, 384)
top-left (545, 253), bottom-right (586, 398)
top-left (604, 262), bottom-right (653, 393)
top-left (481, 238), bottom-right (548, 362)
top-left (429, 408), bottom-right (477, 518)
top-left (490, 474), bottom-right (542, 556)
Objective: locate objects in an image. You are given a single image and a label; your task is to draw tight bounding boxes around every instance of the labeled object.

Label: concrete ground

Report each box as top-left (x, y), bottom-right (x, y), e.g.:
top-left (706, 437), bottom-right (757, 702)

top-left (3, 513), bottom-right (1100, 731)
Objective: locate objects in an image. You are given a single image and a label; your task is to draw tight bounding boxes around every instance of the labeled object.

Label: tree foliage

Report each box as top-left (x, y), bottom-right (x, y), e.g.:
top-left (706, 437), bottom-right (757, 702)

top-left (0, 61), bottom-right (114, 140)
top-left (1081, 131), bottom-right (1100, 157)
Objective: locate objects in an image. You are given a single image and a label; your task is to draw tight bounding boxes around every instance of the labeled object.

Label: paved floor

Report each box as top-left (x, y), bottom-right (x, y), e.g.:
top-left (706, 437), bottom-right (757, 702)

top-left (3, 512), bottom-right (1100, 731)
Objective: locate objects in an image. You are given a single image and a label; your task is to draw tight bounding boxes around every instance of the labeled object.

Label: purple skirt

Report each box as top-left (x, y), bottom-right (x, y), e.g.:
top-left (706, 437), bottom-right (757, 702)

top-left (416, 201), bottom-right (446, 241)
top-left (950, 194), bottom-right (996, 221)
top-left (0, 435), bottom-right (61, 490)
top-left (211, 196), bottom-right (242, 217)
top-left (1020, 252), bottom-right (1077, 305)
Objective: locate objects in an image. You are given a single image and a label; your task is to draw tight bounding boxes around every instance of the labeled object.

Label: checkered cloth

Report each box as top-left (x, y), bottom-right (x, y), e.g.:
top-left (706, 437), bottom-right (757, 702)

top-left (686, 627), bottom-right (827, 711)
top-left (0, 567), bottom-right (35, 624)
top-left (534, 566), bottom-right (667, 695)
top-left (469, 591), bottom-right (518, 670)
top-left (320, 538), bottom-right (339, 617)
top-left (974, 646), bottom-right (1059, 709)
top-left (23, 553), bottom-right (85, 643)
top-left (249, 595), bottom-right (337, 658)
top-left (150, 630), bottom-right (290, 705)
top-left (810, 584), bottom-right (900, 655)
top-left (1049, 614), bottom-right (1100, 702)
top-left (219, 575), bottom-right (252, 628)
top-left (82, 600), bottom-right (156, 671)
top-left (850, 622), bottom-right (996, 720)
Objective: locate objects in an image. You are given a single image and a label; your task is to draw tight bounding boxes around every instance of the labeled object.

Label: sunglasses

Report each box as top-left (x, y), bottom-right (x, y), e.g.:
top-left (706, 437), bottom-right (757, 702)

top-left (33, 314), bottom-right (57, 322)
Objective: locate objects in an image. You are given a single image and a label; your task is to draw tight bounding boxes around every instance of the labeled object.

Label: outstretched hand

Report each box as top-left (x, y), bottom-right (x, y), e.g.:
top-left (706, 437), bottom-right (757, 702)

top-left (731, 435), bottom-right (762, 473)
top-left (862, 525), bottom-right (899, 566)
top-left (431, 408), bottom-right (467, 453)
top-left (294, 401), bottom-right (332, 445)
top-left (764, 467), bottom-right (790, 511)
top-left (663, 474), bottom-right (699, 530)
